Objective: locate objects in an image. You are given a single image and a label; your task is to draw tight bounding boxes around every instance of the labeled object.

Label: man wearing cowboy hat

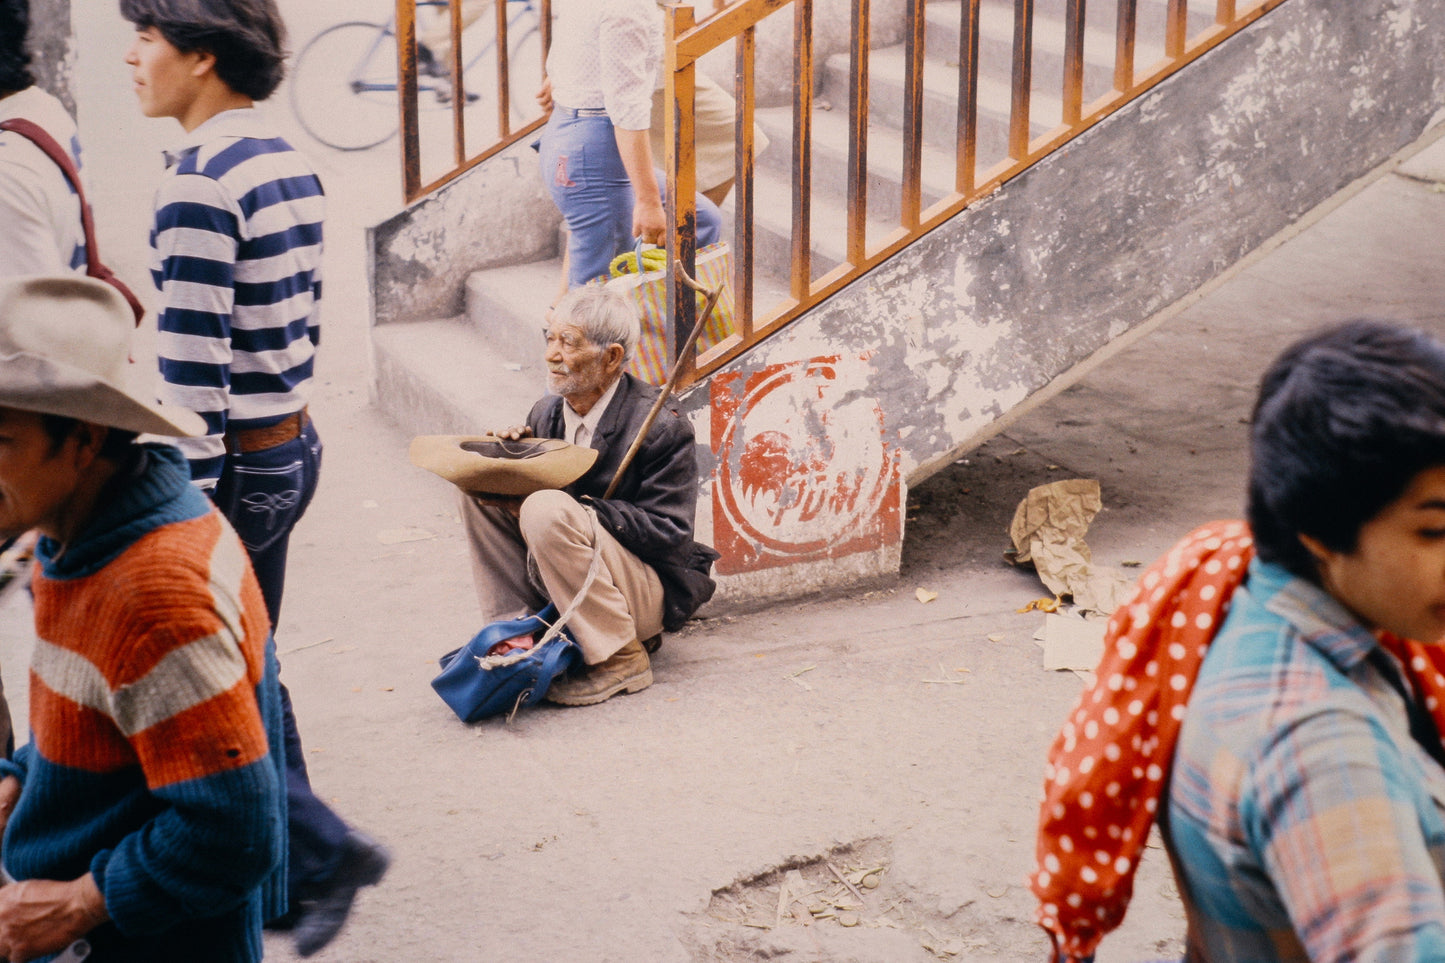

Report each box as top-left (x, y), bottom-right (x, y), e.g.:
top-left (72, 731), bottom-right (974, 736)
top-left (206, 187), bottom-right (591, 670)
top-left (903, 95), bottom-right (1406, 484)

top-left (0, 275), bottom-right (286, 961)
top-left (454, 283), bottom-right (718, 706)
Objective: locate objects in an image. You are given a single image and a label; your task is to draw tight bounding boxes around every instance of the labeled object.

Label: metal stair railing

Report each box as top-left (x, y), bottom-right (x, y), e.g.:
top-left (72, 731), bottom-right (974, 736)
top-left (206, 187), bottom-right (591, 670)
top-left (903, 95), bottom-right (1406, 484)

top-left (390, 0), bottom-right (1291, 389)
top-left (395, 0), bottom-right (553, 203)
top-left (660, 0), bottom-right (1290, 392)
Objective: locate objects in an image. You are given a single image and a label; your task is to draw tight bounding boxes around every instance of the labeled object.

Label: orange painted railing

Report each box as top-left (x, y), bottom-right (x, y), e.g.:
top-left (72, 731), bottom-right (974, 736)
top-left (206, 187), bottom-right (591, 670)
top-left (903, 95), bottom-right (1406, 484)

top-left (393, 0), bottom-right (1290, 387)
top-left (395, 0), bottom-right (552, 202)
top-left (661, 0), bottom-right (1289, 389)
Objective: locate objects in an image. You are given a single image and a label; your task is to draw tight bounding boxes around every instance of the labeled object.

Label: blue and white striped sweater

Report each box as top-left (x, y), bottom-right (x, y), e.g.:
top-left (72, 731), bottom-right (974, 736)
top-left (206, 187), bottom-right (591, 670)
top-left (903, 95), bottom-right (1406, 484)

top-left (151, 108), bottom-right (323, 488)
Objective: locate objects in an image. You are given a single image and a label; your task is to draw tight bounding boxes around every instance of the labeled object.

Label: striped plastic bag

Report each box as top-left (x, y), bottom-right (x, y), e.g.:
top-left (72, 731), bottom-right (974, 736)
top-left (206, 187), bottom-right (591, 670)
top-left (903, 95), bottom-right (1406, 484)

top-left (606, 242), bottom-right (735, 386)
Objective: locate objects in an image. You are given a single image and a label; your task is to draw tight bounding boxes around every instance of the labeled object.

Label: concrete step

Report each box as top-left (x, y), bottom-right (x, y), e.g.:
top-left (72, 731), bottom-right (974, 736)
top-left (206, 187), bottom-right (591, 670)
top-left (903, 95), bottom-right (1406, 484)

top-left (925, 0), bottom-right (1121, 106)
top-left (372, 316), bottom-right (546, 440)
top-left (752, 104), bottom-right (956, 223)
top-left (965, 0), bottom-right (1225, 40)
top-left (973, 0), bottom-right (1100, 19)
top-left (744, 168), bottom-right (896, 283)
top-left (821, 43), bottom-right (1057, 161)
top-left (400, 0), bottom-right (1216, 365)
top-left (932, 0), bottom-right (1219, 93)
top-left (465, 257), bottom-right (564, 367)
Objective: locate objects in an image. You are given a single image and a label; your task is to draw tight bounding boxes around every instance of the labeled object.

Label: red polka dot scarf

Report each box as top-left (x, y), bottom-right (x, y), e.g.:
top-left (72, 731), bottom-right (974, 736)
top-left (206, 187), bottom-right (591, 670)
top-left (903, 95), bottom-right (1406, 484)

top-left (1030, 520), bottom-right (1445, 961)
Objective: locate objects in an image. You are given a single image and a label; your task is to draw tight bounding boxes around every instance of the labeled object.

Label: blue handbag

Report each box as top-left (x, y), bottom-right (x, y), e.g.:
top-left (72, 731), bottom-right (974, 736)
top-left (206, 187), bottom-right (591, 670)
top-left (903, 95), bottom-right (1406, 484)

top-left (432, 604), bottom-right (581, 722)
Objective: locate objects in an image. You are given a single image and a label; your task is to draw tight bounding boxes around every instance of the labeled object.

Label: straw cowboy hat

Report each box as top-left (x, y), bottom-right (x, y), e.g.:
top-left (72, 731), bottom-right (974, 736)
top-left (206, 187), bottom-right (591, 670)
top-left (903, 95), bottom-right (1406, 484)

top-left (0, 275), bottom-right (204, 437)
top-left (409, 434), bottom-right (598, 496)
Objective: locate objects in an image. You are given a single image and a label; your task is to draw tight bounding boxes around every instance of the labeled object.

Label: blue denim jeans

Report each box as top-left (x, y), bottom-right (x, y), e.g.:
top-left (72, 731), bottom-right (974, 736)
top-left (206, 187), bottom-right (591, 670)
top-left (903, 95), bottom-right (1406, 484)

top-left (213, 419), bottom-right (350, 895)
top-left (213, 419), bottom-right (322, 627)
top-left (539, 108), bottom-right (723, 288)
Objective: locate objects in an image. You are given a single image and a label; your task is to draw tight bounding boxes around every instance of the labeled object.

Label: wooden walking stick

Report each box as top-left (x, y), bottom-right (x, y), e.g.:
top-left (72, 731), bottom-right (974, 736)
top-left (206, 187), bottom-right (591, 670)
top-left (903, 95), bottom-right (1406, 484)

top-left (603, 260), bottom-right (723, 499)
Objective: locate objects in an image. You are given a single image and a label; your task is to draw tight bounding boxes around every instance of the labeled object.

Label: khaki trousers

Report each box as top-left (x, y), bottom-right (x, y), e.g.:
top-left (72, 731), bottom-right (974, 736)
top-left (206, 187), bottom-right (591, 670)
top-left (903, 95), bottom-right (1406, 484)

top-left (649, 71), bottom-right (771, 194)
top-left (460, 489), bottom-right (664, 664)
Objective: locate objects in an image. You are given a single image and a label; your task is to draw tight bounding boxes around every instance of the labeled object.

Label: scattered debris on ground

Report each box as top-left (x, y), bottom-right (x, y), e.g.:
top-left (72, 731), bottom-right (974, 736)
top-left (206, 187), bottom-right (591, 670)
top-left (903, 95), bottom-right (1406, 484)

top-left (687, 839), bottom-right (1029, 961)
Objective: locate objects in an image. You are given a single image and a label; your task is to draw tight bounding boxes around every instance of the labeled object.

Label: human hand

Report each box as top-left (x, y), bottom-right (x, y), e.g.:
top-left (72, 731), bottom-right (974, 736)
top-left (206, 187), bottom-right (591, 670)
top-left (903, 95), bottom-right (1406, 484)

top-left (0, 875), bottom-right (106, 962)
top-left (632, 199), bottom-right (666, 246)
top-left (487, 631), bottom-right (536, 656)
top-left (536, 77), bottom-right (553, 112)
top-left (0, 776), bottom-right (19, 843)
top-left (490, 425), bottom-right (533, 441)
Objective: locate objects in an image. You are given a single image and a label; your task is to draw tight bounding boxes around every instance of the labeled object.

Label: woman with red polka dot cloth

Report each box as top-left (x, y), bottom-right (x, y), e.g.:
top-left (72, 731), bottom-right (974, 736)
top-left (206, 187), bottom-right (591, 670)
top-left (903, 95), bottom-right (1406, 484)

top-left (1032, 320), bottom-right (1445, 962)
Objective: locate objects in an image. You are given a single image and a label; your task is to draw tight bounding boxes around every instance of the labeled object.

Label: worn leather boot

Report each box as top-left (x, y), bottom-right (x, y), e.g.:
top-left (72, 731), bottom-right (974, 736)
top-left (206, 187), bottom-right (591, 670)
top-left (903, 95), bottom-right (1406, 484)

top-left (545, 638), bottom-right (652, 706)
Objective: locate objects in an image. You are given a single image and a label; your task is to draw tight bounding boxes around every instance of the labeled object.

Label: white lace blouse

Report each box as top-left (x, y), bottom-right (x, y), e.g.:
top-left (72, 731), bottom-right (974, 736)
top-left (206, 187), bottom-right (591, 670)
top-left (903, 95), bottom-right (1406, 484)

top-left (545, 0), bottom-right (662, 131)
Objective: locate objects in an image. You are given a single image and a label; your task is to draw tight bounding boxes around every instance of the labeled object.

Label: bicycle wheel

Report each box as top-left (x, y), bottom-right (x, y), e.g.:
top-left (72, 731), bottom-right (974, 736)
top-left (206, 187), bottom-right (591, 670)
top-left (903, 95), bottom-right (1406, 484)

top-left (290, 21), bottom-right (399, 152)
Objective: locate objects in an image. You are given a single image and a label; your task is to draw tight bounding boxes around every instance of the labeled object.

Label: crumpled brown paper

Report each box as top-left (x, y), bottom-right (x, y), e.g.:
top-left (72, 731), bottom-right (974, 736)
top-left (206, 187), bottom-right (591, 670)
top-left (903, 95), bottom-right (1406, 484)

top-left (1008, 479), bottom-right (1100, 591)
top-left (1007, 479), bottom-right (1133, 617)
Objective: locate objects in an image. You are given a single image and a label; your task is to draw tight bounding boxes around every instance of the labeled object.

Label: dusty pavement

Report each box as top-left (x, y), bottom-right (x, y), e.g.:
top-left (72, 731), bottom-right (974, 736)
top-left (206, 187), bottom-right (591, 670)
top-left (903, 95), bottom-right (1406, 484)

top-left (4, 5), bottom-right (1445, 961)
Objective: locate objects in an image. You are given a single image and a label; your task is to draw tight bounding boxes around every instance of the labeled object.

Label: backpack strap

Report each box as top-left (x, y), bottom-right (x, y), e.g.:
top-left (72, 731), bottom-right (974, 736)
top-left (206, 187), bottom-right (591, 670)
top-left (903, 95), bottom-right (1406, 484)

top-left (517, 628), bottom-right (581, 711)
top-left (0, 118), bottom-right (145, 325)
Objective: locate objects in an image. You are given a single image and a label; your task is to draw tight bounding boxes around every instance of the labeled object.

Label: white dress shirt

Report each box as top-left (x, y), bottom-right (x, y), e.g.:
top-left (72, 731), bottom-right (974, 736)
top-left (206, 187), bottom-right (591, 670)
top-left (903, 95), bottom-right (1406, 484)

top-left (562, 375), bottom-right (622, 449)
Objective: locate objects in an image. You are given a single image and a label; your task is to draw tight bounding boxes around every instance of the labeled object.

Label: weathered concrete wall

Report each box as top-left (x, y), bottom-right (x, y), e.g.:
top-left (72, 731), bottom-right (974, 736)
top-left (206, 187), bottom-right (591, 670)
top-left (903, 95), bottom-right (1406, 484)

top-left (368, 138), bottom-right (561, 326)
top-left (683, 0), bottom-right (1445, 604)
top-left (694, 356), bottom-right (907, 601)
top-left (29, 0), bottom-right (74, 114)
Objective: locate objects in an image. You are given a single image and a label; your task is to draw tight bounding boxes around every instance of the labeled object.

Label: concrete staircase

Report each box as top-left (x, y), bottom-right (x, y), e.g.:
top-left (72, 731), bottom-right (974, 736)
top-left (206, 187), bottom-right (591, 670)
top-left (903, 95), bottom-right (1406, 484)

top-left (367, 0), bottom-right (1445, 603)
top-left (373, 0), bottom-right (1210, 438)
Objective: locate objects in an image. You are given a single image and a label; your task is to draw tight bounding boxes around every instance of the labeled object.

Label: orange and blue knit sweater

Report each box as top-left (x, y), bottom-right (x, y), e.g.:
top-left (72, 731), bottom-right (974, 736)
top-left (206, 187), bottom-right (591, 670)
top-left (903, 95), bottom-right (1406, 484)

top-left (0, 445), bottom-right (287, 962)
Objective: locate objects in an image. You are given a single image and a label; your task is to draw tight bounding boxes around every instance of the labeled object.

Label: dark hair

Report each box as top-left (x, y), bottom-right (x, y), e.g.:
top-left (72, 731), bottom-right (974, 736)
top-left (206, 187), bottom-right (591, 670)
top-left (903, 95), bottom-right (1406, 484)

top-left (39, 414), bottom-right (140, 461)
top-left (1248, 319), bottom-right (1445, 581)
top-left (0, 0), bottom-right (34, 94)
top-left (119, 0), bottom-right (287, 100)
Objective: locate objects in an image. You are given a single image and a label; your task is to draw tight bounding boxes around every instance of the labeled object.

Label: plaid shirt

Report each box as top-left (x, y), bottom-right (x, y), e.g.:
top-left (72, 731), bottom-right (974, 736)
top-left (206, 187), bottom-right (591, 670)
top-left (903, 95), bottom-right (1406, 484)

top-left (1166, 559), bottom-right (1445, 961)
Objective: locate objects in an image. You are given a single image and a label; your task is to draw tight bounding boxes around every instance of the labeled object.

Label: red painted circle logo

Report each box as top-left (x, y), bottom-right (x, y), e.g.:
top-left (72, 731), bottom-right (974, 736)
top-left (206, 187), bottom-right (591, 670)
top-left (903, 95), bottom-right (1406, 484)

top-left (712, 358), bottom-right (900, 574)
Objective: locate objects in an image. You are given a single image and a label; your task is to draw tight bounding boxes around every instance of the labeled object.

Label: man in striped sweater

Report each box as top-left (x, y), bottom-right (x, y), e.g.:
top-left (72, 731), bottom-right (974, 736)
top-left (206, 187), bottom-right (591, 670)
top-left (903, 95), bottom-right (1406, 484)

top-left (0, 275), bottom-right (286, 962)
top-left (122, 0), bottom-right (386, 954)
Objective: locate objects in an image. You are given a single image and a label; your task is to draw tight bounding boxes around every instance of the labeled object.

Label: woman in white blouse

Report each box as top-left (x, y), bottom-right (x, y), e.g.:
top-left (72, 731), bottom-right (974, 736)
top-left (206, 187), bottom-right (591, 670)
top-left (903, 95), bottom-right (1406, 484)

top-left (536, 0), bottom-right (722, 289)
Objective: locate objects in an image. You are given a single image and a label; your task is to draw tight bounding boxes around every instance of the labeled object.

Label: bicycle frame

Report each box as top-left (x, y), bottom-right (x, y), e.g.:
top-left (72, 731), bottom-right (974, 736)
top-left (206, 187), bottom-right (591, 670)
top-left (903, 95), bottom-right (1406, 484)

top-left (362, 0), bottom-right (538, 96)
top-left (347, 26), bottom-right (405, 95)
top-left (395, 0), bottom-right (552, 199)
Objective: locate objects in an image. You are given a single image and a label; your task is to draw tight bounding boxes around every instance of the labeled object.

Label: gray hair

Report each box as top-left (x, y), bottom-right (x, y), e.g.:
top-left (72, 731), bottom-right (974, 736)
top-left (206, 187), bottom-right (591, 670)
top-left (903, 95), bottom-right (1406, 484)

top-left (553, 284), bottom-right (640, 362)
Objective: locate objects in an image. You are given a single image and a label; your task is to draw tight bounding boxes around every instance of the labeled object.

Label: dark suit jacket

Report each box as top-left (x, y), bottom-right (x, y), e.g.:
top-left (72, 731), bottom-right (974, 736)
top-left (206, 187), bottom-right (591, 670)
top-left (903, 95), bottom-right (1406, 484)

top-left (526, 373), bottom-right (718, 630)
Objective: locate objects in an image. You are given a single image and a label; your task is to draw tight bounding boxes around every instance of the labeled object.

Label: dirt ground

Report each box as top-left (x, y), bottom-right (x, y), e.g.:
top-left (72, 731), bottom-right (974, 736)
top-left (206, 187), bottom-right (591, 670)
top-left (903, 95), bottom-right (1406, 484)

top-left (3, 6), bottom-right (1445, 961)
top-left (262, 122), bottom-right (1441, 962)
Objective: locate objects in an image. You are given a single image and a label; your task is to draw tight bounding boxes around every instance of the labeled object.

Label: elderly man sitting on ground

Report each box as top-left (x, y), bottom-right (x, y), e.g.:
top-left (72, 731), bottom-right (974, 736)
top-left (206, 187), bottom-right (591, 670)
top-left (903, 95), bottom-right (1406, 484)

top-left (459, 284), bottom-right (717, 706)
